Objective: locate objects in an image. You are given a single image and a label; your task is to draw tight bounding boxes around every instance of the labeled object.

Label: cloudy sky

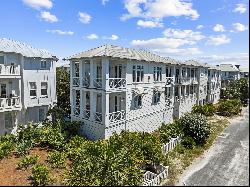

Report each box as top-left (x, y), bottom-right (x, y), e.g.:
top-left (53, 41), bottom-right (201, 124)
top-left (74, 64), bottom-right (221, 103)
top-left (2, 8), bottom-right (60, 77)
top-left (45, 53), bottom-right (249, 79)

top-left (0, 0), bottom-right (249, 67)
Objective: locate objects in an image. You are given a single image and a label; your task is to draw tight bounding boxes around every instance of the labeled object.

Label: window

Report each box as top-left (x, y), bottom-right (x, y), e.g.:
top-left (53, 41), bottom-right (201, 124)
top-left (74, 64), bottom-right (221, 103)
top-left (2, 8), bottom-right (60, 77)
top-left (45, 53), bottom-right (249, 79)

top-left (134, 95), bottom-right (142, 109)
top-left (41, 82), bottom-right (48, 96)
top-left (191, 69), bottom-right (194, 77)
top-left (175, 86), bottom-right (179, 96)
top-left (0, 56), bottom-right (4, 64)
top-left (154, 67), bottom-right (162, 81)
top-left (41, 60), bottom-right (46, 69)
top-left (166, 67), bottom-right (171, 77)
top-left (133, 65), bottom-right (144, 82)
top-left (153, 91), bottom-right (161, 104)
top-left (0, 84), bottom-right (6, 98)
top-left (29, 82), bottom-right (37, 97)
top-left (39, 108), bottom-right (45, 122)
top-left (4, 113), bottom-right (13, 130)
top-left (187, 68), bottom-right (190, 77)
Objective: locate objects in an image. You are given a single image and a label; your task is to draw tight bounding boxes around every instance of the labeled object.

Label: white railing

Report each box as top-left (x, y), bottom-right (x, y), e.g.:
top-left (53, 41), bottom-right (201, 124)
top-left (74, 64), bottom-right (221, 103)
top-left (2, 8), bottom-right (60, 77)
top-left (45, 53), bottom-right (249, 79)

top-left (0, 97), bottom-right (21, 110)
top-left (94, 78), bottom-right (102, 88)
top-left (82, 77), bottom-right (90, 87)
top-left (166, 77), bottom-right (174, 85)
top-left (109, 110), bottom-right (126, 123)
top-left (94, 112), bottom-right (102, 122)
top-left (73, 77), bottom-right (80, 87)
top-left (142, 165), bottom-right (169, 186)
top-left (0, 64), bottom-right (20, 76)
top-left (109, 78), bottom-right (126, 89)
top-left (180, 77), bottom-right (191, 84)
top-left (73, 106), bottom-right (80, 116)
top-left (83, 109), bottom-right (90, 119)
top-left (191, 77), bottom-right (198, 83)
top-left (165, 98), bottom-right (172, 107)
top-left (162, 136), bottom-right (182, 155)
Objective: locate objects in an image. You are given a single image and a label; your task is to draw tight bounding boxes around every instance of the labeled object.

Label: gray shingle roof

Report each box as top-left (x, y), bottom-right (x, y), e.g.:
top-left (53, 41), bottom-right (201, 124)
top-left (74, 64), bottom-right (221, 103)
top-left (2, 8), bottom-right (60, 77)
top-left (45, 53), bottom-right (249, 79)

top-left (64, 44), bottom-right (179, 65)
top-left (218, 64), bottom-right (240, 72)
top-left (0, 38), bottom-right (56, 59)
top-left (239, 67), bottom-right (249, 73)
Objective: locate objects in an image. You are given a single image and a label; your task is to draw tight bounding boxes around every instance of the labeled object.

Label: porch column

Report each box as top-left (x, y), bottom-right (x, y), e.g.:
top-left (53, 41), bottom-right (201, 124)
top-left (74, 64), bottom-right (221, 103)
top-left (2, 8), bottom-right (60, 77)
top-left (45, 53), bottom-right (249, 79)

top-left (102, 92), bottom-right (109, 126)
top-left (79, 60), bottom-right (83, 88)
top-left (102, 57), bottom-right (110, 90)
top-left (178, 86), bottom-right (181, 98)
top-left (90, 91), bottom-right (97, 121)
top-left (70, 62), bottom-right (74, 119)
top-left (89, 59), bottom-right (95, 88)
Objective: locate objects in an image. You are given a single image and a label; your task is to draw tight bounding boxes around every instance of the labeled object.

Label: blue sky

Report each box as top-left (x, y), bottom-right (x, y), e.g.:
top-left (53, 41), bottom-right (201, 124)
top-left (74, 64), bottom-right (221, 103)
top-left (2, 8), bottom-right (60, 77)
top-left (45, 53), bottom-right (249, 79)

top-left (0, 0), bottom-right (249, 67)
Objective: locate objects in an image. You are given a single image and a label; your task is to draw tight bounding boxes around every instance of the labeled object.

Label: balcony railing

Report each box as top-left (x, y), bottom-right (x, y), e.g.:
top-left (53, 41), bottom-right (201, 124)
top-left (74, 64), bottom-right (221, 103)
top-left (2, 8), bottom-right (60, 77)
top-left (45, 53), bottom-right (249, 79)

top-left (82, 77), bottom-right (90, 87)
top-left (165, 98), bottom-right (172, 107)
top-left (83, 109), bottom-right (90, 119)
top-left (109, 110), bottom-right (126, 123)
top-left (73, 77), bottom-right (80, 87)
top-left (93, 78), bottom-right (102, 89)
top-left (0, 65), bottom-right (20, 76)
top-left (94, 112), bottom-right (102, 122)
top-left (166, 77), bottom-right (174, 85)
top-left (180, 77), bottom-right (191, 84)
top-left (73, 106), bottom-right (80, 116)
top-left (109, 78), bottom-right (126, 89)
top-left (191, 77), bottom-right (198, 83)
top-left (0, 97), bottom-right (21, 110)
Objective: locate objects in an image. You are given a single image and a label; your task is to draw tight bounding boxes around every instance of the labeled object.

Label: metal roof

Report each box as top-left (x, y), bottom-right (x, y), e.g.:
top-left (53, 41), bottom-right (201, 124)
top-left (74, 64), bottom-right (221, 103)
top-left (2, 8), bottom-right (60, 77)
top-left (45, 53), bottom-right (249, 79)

top-left (64, 44), bottom-right (179, 65)
top-left (218, 64), bottom-right (240, 72)
top-left (239, 67), bottom-right (249, 73)
top-left (0, 38), bottom-right (57, 59)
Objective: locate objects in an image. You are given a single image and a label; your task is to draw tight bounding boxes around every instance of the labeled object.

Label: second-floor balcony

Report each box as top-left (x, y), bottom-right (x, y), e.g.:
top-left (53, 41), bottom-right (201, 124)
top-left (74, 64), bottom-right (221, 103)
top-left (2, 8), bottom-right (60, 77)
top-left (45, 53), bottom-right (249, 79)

top-left (109, 78), bottom-right (126, 89)
top-left (109, 110), bottom-right (126, 123)
top-left (0, 64), bottom-right (21, 76)
top-left (0, 96), bottom-right (21, 112)
top-left (166, 77), bottom-right (174, 86)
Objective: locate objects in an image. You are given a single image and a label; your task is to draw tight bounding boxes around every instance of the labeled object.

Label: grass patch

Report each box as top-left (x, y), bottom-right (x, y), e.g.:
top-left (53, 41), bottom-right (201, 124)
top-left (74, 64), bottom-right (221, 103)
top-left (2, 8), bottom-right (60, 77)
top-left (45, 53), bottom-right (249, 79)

top-left (162, 117), bottom-right (229, 186)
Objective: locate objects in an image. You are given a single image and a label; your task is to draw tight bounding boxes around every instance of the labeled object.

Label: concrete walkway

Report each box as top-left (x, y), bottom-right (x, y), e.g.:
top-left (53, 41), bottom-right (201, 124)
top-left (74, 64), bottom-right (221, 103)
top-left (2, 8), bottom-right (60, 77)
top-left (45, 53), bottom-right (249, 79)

top-left (176, 106), bottom-right (249, 186)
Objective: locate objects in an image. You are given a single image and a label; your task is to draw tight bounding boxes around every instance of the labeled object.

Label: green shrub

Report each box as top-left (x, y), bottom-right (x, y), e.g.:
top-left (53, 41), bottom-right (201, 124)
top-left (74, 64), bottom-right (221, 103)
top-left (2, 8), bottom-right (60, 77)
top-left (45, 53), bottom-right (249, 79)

top-left (18, 155), bottom-right (40, 170)
top-left (181, 136), bottom-right (196, 149)
top-left (179, 113), bottom-right (211, 145)
top-left (0, 134), bottom-right (16, 143)
top-left (15, 140), bottom-right (33, 157)
top-left (157, 122), bottom-right (183, 144)
top-left (217, 99), bottom-right (242, 117)
top-left (47, 151), bottom-right (66, 168)
top-left (0, 141), bottom-right (14, 159)
top-left (31, 164), bottom-right (51, 186)
top-left (192, 103), bottom-right (215, 116)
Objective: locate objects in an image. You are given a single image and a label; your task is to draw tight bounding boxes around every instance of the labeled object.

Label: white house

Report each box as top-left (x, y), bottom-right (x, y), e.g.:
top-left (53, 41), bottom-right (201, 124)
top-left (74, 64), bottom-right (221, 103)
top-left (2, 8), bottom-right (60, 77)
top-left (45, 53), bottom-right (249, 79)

top-left (218, 64), bottom-right (240, 88)
top-left (66, 44), bottom-right (218, 140)
top-left (0, 38), bottom-right (57, 135)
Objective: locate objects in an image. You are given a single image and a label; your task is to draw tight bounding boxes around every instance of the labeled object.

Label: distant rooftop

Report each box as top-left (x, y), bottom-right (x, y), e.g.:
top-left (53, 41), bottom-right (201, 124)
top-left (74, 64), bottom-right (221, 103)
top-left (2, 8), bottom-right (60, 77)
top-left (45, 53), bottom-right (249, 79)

top-left (0, 38), bottom-right (57, 59)
top-left (218, 64), bottom-right (240, 72)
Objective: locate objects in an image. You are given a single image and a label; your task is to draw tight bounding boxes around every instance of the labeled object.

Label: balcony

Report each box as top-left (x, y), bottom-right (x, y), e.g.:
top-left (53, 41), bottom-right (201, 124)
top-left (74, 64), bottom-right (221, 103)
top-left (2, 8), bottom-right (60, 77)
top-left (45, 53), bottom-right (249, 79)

top-left (109, 110), bottom-right (126, 123)
top-left (82, 77), bottom-right (90, 87)
top-left (108, 78), bottom-right (126, 90)
top-left (73, 77), bottom-right (80, 87)
top-left (94, 112), bottom-right (102, 122)
top-left (166, 77), bottom-right (174, 86)
top-left (190, 77), bottom-right (198, 84)
top-left (0, 64), bottom-right (21, 77)
top-left (93, 78), bottom-right (102, 89)
top-left (180, 77), bottom-right (191, 84)
top-left (165, 98), bottom-right (172, 107)
top-left (0, 97), bottom-right (21, 111)
top-left (83, 109), bottom-right (90, 119)
top-left (73, 106), bottom-right (80, 116)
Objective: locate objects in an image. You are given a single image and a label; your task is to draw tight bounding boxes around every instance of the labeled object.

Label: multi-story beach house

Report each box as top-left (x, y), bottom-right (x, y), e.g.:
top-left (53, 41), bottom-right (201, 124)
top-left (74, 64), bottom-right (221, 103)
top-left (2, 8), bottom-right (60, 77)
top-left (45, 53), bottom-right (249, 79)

top-left (0, 38), bottom-right (57, 135)
top-left (218, 64), bottom-right (240, 88)
top-left (66, 44), bottom-right (219, 140)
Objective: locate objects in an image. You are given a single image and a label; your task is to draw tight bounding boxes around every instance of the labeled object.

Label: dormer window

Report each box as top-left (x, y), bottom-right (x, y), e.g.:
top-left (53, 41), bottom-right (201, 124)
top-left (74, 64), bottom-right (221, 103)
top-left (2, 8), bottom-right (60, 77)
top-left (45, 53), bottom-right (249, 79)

top-left (41, 60), bottom-right (47, 69)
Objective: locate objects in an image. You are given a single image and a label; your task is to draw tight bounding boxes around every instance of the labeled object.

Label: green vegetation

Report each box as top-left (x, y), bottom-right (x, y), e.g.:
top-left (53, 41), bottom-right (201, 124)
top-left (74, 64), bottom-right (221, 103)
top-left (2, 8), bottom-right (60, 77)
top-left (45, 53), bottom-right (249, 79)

top-left (157, 122), bottom-right (183, 144)
top-left (17, 155), bottom-right (40, 170)
top-left (216, 99), bottom-right (242, 117)
top-left (47, 151), bottom-right (66, 168)
top-left (31, 164), bottom-right (51, 186)
top-left (192, 103), bottom-right (216, 116)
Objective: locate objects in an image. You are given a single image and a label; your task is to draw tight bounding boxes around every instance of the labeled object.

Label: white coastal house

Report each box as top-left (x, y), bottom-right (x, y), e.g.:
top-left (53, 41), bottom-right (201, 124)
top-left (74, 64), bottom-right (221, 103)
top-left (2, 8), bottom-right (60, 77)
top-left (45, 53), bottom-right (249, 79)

top-left (218, 64), bottom-right (240, 88)
top-left (0, 38), bottom-right (57, 135)
top-left (66, 44), bottom-right (220, 140)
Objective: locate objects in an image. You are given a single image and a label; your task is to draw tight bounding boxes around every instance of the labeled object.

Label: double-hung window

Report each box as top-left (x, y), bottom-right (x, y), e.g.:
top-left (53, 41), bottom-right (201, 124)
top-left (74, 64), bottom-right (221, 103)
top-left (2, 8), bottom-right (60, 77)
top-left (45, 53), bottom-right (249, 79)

top-left (134, 95), bottom-right (142, 109)
top-left (41, 82), bottom-right (48, 97)
top-left (153, 91), bottom-right (161, 104)
top-left (133, 65), bottom-right (144, 82)
top-left (154, 67), bottom-right (162, 81)
top-left (41, 60), bottom-right (46, 69)
top-left (29, 82), bottom-right (37, 97)
top-left (166, 66), bottom-right (171, 77)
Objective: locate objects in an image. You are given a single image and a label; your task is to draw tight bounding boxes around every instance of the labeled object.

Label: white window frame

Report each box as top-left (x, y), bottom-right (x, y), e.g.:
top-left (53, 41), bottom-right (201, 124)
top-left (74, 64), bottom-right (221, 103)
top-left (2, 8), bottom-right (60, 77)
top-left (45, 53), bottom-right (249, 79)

top-left (0, 54), bottom-right (5, 65)
top-left (40, 60), bottom-right (47, 69)
top-left (41, 82), bottom-right (48, 97)
top-left (153, 91), bottom-right (161, 104)
top-left (132, 65), bottom-right (144, 83)
top-left (133, 95), bottom-right (142, 109)
top-left (29, 82), bottom-right (37, 98)
top-left (154, 67), bottom-right (162, 82)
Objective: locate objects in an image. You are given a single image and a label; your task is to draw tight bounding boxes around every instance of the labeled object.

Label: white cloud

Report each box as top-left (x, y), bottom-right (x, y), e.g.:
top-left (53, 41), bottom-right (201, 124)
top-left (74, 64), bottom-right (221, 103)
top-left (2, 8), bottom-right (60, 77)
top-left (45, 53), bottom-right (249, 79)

top-left (206, 34), bottom-right (230, 46)
top-left (121, 0), bottom-right (199, 21)
top-left (233, 3), bottom-right (247, 14)
top-left (104, 34), bottom-right (119, 40)
top-left (137, 19), bottom-right (163, 28)
top-left (46, 29), bottom-right (74, 35)
top-left (163, 28), bottom-right (205, 41)
top-left (86, 34), bottom-right (99, 40)
top-left (213, 24), bottom-right (225, 32)
top-left (153, 47), bottom-right (202, 56)
top-left (40, 11), bottom-right (58, 23)
top-left (196, 25), bottom-right (204, 29)
top-left (78, 12), bottom-right (91, 24)
top-left (232, 23), bottom-right (248, 32)
top-left (22, 0), bottom-right (52, 9)
top-left (197, 53), bottom-right (249, 67)
top-left (102, 0), bottom-right (109, 5)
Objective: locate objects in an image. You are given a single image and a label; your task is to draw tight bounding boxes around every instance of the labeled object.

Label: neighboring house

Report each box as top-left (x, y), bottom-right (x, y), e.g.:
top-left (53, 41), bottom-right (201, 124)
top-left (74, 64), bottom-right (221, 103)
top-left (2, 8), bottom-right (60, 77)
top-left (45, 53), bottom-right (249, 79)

top-left (65, 44), bottom-right (218, 140)
top-left (218, 64), bottom-right (240, 88)
top-left (60, 63), bottom-right (70, 74)
top-left (238, 66), bottom-right (249, 78)
top-left (0, 38), bottom-right (57, 135)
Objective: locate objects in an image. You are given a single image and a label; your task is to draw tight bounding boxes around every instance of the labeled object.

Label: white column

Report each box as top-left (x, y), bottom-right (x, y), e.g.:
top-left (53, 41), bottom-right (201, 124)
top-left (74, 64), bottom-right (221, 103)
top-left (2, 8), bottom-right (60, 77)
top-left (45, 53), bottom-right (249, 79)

top-left (70, 61), bottom-right (74, 120)
top-left (90, 91), bottom-right (97, 121)
top-left (102, 57), bottom-right (110, 90)
top-left (89, 59), bottom-right (94, 88)
top-left (102, 92), bottom-right (109, 126)
top-left (79, 60), bottom-right (83, 87)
